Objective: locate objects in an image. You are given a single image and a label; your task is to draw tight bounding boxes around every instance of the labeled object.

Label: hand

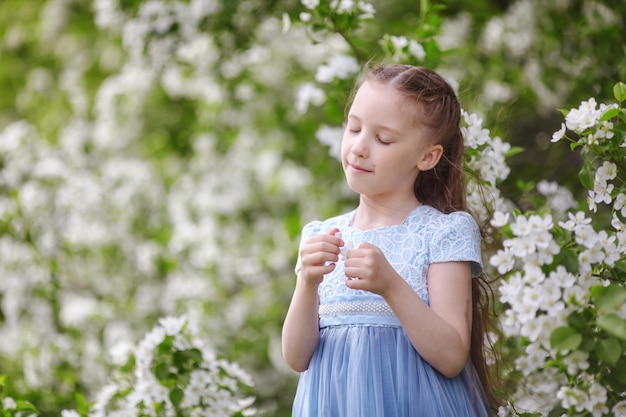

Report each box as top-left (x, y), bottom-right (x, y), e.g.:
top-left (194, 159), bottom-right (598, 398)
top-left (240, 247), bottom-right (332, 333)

top-left (298, 228), bottom-right (344, 286)
top-left (343, 242), bottom-right (400, 296)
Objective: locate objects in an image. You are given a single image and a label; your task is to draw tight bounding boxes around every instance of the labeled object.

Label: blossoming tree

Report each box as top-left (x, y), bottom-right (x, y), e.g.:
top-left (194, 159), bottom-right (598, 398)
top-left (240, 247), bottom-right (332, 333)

top-left (0, 0), bottom-right (625, 416)
top-left (492, 84), bottom-right (626, 416)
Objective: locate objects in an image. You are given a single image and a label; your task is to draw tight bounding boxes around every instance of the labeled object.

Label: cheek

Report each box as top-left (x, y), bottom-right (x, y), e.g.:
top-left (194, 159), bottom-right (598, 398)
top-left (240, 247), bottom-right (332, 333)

top-left (340, 134), bottom-right (350, 158)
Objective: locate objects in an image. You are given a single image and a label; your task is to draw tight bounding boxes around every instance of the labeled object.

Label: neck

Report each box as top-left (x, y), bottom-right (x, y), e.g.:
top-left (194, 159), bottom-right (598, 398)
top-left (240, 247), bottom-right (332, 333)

top-left (351, 196), bottom-right (421, 229)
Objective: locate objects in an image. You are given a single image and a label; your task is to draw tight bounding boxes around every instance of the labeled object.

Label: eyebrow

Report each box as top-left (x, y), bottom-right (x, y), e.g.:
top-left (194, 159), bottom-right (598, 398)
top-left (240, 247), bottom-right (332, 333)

top-left (347, 114), bottom-right (401, 137)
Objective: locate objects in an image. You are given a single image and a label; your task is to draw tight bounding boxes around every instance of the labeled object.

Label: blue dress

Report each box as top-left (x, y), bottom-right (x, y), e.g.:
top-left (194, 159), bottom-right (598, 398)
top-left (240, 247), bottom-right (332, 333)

top-left (292, 205), bottom-right (490, 417)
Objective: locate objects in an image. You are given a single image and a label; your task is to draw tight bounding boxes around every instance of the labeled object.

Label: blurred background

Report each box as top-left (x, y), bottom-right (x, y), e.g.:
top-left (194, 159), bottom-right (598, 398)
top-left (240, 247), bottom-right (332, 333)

top-left (0, 0), bottom-right (624, 415)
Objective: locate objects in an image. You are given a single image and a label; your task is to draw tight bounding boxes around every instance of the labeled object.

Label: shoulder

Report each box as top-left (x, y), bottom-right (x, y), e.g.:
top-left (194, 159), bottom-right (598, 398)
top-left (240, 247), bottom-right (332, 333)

top-left (420, 207), bottom-right (482, 276)
top-left (300, 210), bottom-right (354, 239)
top-left (438, 210), bottom-right (480, 242)
top-left (446, 210), bottom-right (480, 232)
top-left (409, 205), bottom-right (479, 234)
top-left (415, 206), bottom-right (478, 232)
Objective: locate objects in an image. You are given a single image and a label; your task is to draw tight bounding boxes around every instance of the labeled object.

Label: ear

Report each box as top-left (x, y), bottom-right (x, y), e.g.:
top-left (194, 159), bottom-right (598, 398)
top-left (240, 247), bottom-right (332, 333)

top-left (417, 144), bottom-right (444, 171)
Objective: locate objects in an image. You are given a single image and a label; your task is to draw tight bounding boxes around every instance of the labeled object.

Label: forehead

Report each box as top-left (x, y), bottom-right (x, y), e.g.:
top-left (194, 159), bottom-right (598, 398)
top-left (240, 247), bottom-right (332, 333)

top-left (349, 81), bottom-right (422, 128)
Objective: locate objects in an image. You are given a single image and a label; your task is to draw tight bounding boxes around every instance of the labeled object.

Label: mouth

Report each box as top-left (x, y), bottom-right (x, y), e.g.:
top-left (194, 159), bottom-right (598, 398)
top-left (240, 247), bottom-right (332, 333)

top-left (347, 163), bottom-right (372, 173)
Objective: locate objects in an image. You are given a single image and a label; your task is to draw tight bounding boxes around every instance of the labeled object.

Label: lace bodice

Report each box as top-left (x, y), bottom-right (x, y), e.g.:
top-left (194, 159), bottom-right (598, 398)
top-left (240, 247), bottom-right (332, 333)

top-left (292, 205), bottom-right (490, 417)
top-left (295, 205), bottom-right (482, 307)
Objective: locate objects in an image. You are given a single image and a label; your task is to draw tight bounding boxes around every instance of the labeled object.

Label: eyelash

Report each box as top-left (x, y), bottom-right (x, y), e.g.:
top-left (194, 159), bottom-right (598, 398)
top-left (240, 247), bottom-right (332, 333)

top-left (376, 136), bottom-right (390, 145)
top-left (348, 128), bottom-right (390, 145)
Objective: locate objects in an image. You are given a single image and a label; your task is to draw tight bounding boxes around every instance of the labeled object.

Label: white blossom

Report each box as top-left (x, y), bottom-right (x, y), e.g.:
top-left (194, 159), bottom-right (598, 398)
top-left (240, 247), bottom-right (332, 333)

top-left (2, 397), bottom-right (17, 410)
top-left (331, 0), bottom-right (355, 13)
top-left (596, 161), bottom-right (617, 182)
top-left (301, 0), bottom-right (319, 9)
top-left (315, 125), bottom-right (344, 160)
top-left (357, 1), bottom-right (376, 19)
top-left (614, 400), bottom-right (626, 417)
top-left (315, 54), bottom-right (360, 83)
top-left (551, 122), bottom-right (566, 142)
top-left (593, 181), bottom-right (612, 204)
top-left (295, 82), bottom-right (326, 114)
top-left (558, 211), bottom-right (591, 232)
top-left (408, 40), bottom-right (426, 61)
top-left (490, 249), bottom-right (515, 274)
top-left (490, 211), bottom-right (510, 227)
top-left (159, 316), bottom-right (187, 336)
top-left (557, 385), bottom-right (588, 412)
top-left (563, 350), bottom-right (590, 375)
top-left (565, 98), bottom-right (602, 132)
top-left (587, 190), bottom-right (598, 212)
top-left (281, 12), bottom-right (291, 33)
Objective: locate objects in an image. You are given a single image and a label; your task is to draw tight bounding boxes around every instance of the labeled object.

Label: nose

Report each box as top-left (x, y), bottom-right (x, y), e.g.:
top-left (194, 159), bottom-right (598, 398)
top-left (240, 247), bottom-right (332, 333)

top-left (350, 131), bottom-right (369, 158)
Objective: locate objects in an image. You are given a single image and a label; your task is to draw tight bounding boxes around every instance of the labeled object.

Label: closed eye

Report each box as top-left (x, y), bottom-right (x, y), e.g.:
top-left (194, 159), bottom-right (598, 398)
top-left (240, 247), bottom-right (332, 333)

top-left (376, 135), bottom-right (391, 145)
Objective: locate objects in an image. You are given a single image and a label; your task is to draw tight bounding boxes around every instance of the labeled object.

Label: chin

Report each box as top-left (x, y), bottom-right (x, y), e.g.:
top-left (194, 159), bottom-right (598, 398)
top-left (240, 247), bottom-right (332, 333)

top-left (344, 180), bottom-right (366, 195)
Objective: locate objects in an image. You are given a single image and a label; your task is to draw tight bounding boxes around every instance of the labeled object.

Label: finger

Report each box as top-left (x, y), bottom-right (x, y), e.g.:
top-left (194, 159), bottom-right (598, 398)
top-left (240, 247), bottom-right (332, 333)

top-left (358, 241), bottom-right (377, 249)
top-left (343, 265), bottom-right (363, 280)
top-left (346, 243), bottom-right (381, 261)
top-left (343, 262), bottom-right (359, 279)
top-left (301, 240), bottom-right (341, 256)
top-left (345, 247), bottom-right (370, 260)
top-left (300, 234), bottom-right (343, 254)
top-left (302, 250), bottom-right (339, 266)
top-left (305, 232), bottom-right (343, 249)
top-left (305, 263), bottom-right (336, 277)
top-left (345, 277), bottom-right (366, 290)
top-left (326, 228), bottom-right (344, 246)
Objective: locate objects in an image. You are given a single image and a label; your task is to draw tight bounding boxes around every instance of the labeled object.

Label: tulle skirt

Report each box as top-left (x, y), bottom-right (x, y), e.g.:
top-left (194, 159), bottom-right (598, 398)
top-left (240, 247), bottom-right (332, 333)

top-left (293, 324), bottom-right (490, 417)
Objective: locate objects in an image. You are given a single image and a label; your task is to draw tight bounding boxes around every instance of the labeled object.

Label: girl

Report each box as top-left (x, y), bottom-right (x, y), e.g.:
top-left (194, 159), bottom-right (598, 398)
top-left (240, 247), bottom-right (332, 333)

top-left (282, 64), bottom-right (499, 416)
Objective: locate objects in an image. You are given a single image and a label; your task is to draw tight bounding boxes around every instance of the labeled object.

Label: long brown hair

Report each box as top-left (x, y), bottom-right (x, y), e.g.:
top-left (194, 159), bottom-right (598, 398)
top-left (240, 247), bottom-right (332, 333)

top-left (360, 64), bottom-right (502, 414)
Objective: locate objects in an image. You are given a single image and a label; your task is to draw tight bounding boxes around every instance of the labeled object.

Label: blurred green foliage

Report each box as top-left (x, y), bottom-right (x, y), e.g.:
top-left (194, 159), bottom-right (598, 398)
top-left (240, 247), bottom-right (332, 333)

top-left (0, 0), bottom-right (624, 416)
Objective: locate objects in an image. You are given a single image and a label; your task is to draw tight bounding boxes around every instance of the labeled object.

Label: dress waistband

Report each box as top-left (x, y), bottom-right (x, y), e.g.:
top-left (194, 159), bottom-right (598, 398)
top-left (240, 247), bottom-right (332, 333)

top-left (318, 299), bottom-right (401, 328)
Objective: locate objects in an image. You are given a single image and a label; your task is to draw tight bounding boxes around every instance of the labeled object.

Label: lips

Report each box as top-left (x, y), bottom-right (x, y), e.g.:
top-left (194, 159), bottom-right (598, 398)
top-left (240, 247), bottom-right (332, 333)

top-left (347, 163), bottom-right (372, 173)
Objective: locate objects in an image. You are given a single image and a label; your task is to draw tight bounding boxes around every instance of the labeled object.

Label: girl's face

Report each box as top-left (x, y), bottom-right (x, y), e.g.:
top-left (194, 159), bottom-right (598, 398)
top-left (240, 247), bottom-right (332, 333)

top-left (341, 80), bottom-right (442, 203)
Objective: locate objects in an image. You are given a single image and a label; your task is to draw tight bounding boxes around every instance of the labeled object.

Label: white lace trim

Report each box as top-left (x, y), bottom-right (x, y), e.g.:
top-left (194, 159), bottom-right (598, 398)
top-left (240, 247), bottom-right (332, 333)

top-left (319, 301), bottom-right (395, 317)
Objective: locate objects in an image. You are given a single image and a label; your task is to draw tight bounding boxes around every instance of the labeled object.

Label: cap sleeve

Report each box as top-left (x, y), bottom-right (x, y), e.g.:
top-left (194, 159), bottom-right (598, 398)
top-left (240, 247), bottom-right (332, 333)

top-left (430, 211), bottom-right (483, 277)
top-left (294, 220), bottom-right (323, 275)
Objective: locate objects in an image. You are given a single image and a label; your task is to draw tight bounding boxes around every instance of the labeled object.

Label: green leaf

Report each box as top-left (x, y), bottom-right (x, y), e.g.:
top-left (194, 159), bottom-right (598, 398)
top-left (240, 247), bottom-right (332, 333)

top-left (614, 81), bottom-right (626, 102)
top-left (120, 355), bottom-right (135, 373)
top-left (14, 400), bottom-right (38, 413)
top-left (595, 337), bottom-right (622, 366)
top-left (567, 310), bottom-right (593, 330)
top-left (591, 284), bottom-right (626, 312)
top-left (169, 388), bottom-right (184, 408)
top-left (153, 362), bottom-right (170, 382)
top-left (578, 161), bottom-right (594, 190)
top-left (515, 179), bottom-right (535, 193)
top-left (570, 140), bottom-right (584, 151)
top-left (550, 326), bottom-right (582, 351)
top-left (184, 348), bottom-right (203, 364)
top-left (601, 107), bottom-right (621, 121)
top-left (558, 247), bottom-right (579, 275)
top-left (597, 313), bottom-right (626, 340)
top-left (547, 407), bottom-right (568, 417)
top-left (613, 356), bottom-right (626, 387)
top-left (173, 348), bottom-right (202, 370)
top-left (156, 336), bottom-right (173, 355)
top-left (504, 146), bottom-right (525, 157)
top-left (74, 392), bottom-right (90, 415)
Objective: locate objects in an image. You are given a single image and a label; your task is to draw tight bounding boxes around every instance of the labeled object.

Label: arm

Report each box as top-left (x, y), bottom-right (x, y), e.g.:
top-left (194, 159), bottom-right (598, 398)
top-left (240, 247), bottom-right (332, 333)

top-left (344, 243), bottom-right (472, 377)
top-left (282, 228), bottom-right (343, 372)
